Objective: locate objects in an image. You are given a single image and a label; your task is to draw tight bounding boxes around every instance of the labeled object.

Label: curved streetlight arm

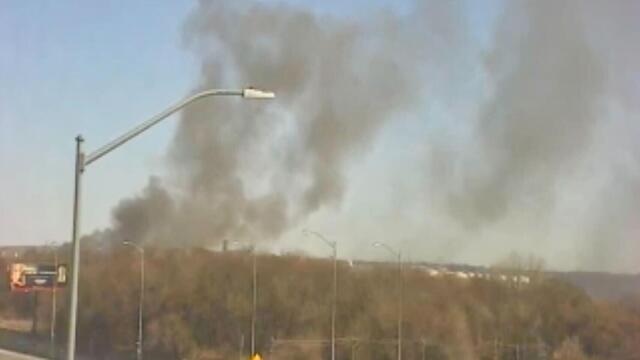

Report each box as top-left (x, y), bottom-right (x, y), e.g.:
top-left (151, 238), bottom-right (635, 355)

top-left (85, 88), bottom-right (274, 167)
top-left (302, 229), bottom-right (336, 249)
top-left (373, 242), bottom-right (400, 259)
top-left (123, 241), bottom-right (144, 254)
top-left (231, 240), bottom-right (256, 252)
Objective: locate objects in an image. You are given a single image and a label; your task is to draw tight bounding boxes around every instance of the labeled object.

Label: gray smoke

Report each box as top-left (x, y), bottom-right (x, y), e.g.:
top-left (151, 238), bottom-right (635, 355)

top-left (442, 0), bottom-right (603, 227)
top-left (108, 0), bottom-right (433, 246)
top-left (426, 0), bottom-right (640, 271)
top-left (103, 0), bottom-right (639, 272)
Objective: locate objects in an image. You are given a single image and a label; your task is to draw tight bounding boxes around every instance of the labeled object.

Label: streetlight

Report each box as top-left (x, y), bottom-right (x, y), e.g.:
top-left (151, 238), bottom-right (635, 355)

top-left (123, 241), bottom-right (144, 360)
top-left (47, 241), bottom-right (59, 360)
top-left (66, 88), bottom-right (274, 360)
top-left (372, 242), bottom-right (402, 360)
top-left (232, 240), bottom-right (257, 357)
top-left (302, 229), bottom-right (337, 360)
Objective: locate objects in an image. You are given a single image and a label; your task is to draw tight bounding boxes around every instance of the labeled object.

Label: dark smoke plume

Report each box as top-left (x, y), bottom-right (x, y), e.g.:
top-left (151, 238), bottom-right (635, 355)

top-left (108, 0), bottom-right (428, 246)
top-left (99, 0), bottom-right (639, 272)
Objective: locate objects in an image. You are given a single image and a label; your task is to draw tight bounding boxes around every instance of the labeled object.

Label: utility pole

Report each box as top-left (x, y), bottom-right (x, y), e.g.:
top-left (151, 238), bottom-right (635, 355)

top-left (372, 242), bottom-right (402, 360)
top-left (123, 241), bottom-right (144, 360)
top-left (251, 245), bottom-right (257, 357)
top-left (50, 242), bottom-right (59, 359)
top-left (67, 135), bottom-right (83, 360)
top-left (138, 248), bottom-right (144, 360)
top-left (302, 230), bottom-right (338, 360)
top-left (331, 244), bottom-right (337, 360)
top-left (232, 240), bottom-right (258, 357)
top-left (398, 253), bottom-right (403, 360)
top-left (350, 339), bottom-right (359, 360)
top-left (32, 291), bottom-right (39, 335)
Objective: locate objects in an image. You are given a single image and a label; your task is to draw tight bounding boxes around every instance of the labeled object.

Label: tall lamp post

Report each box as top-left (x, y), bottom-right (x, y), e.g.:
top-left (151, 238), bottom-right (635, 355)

top-left (233, 241), bottom-right (257, 357)
top-left (47, 241), bottom-right (59, 359)
top-left (65, 88), bottom-right (275, 360)
top-left (302, 229), bottom-right (337, 360)
top-left (123, 241), bottom-right (145, 360)
top-left (373, 242), bottom-right (402, 360)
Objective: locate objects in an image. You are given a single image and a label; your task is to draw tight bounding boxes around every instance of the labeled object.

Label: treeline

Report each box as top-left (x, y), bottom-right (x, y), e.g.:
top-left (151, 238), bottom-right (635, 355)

top-left (1, 246), bottom-right (639, 359)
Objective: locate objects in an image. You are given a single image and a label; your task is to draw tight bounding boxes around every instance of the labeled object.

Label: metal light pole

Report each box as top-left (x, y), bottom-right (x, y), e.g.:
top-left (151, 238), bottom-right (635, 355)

top-left (302, 229), bottom-right (337, 360)
top-left (251, 244), bottom-right (257, 357)
top-left (123, 241), bottom-right (144, 360)
top-left (373, 242), bottom-right (402, 360)
top-left (48, 241), bottom-right (59, 360)
top-left (233, 241), bottom-right (257, 356)
top-left (67, 135), bottom-right (83, 360)
top-left (65, 88), bottom-right (275, 360)
top-left (350, 339), bottom-right (359, 360)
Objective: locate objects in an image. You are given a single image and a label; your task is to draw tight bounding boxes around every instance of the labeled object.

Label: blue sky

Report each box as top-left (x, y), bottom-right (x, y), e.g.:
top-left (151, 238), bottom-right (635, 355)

top-left (1, 1), bottom-right (197, 244)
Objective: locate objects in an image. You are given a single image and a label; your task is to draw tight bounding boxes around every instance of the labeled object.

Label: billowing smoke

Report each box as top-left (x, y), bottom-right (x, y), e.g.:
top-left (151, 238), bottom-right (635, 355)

top-left (101, 0), bottom-right (639, 272)
top-left (108, 0), bottom-right (427, 246)
top-left (425, 0), bottom-right (640, 271)
top-left (440, 0), bottom-right (604, 227)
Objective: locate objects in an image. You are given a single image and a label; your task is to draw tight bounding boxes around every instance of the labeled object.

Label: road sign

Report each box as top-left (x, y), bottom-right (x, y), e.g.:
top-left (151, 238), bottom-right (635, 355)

top-left (8, 263), bottom-right (67, 292)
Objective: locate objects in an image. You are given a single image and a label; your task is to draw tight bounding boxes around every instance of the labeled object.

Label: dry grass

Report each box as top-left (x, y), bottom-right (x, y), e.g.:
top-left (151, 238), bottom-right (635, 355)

top-left (0, 317), bottom-right (32, 332)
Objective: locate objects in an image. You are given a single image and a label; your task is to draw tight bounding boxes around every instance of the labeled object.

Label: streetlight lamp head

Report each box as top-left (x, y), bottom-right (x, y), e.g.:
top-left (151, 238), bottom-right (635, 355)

top-left (373, 242), bottom-right (382, 247)
top-left (231, 240), bottom-right (241, 246)
top-left (243, 88), bottom-right (275, 99)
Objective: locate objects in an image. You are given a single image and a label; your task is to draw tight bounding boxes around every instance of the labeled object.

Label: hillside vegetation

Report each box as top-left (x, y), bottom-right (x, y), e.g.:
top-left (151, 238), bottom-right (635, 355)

top-left (1, 247), bottom-right (639, 359)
